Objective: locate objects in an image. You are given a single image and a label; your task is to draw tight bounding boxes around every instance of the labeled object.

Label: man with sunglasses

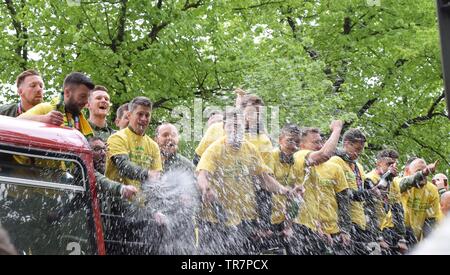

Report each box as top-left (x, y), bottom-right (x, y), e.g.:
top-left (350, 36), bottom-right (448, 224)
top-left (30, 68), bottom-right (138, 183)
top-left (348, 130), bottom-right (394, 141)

top-left (432, 173), bottom-right (448, 198)
top-left (88, 137), bottom-right (137, 199)
top-left (366, 149), bottom-right (408, 254)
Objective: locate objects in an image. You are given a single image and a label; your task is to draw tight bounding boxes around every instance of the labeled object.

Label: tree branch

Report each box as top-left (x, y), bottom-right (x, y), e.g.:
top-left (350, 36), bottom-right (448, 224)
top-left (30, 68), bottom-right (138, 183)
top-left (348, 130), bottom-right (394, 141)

top-left (104, 4), bottom-right (113, 41)
top-left (182, 0), bottom-right (203, 11)
top-left (4, 0), bottom-right (28, 70)
top-left (111, 0), bottom-right (128, 52)
top-left (357, 98), bottom-right (378, 117)
top-left (153, 97), bottom-right (171, 109)
top-left (156, 0), bottom-right (163, 9)
top-left (80, 4), bottom-right (110, 48)
top-left (393, 91), bottom-right (446, 135)
top-left (406, 135), bottom-right (450, 166)
top-left (233, 1), bottom-right (285, 11)
top-left (148, 22), bottom-right (169, 42)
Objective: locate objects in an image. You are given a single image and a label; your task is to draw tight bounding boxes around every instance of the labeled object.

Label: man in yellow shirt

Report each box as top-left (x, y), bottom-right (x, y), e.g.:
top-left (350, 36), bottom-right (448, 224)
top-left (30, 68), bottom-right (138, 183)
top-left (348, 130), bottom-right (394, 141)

top-left (106, 96), bottom-right (162, 190)
top-left (289, 125), bottom-right (351, 255)
top-left (328, 128), bottom-right (382, 254)
top-left (105, 96), bottom-right (163, 254)
top-left (194, 93), bottom-right (274, 245)
top-left (19, 72), bottom-right (95, 137)
top-left (262, 123), bottom-right (301, 254)
top-left (282, 121), bottom-right (345, 255)
top-left (365, 149), bottom-right (408, 254)
top-left (399, 158), bottom-right (440, 246)
top-left (196, 108), bottom-right (297, 255)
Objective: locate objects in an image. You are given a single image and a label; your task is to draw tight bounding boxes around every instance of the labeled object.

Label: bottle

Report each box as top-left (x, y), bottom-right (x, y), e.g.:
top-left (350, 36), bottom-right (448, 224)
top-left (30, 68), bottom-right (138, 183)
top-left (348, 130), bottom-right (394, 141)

top-left (285, 196), bottom-right (303, 221)
top-left (377, 170), bottom-right (393, 190)
top-left (56, 92), bottom-right (65, 113)
top-left (212, 201), bottom-right (228, 224)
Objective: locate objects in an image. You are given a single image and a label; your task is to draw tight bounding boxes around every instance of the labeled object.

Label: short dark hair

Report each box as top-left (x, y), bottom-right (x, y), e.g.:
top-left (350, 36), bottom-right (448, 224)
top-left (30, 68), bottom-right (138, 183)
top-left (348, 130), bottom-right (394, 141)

top-left (223, 108), bottom-right (243, 123)
top-left (63, 72), bottom-right (95, 90)
top-left (405, 156), bottom-right (418, 167)
top-left (16, 69), bottom-right (40, 88)
top-left (240, 94), bottom-right (265, 109)
top-left (128, 96), bottom-right (152, 113)
top-left (92, 85), bottom-right (108, 92)
top-left (116, 102), bottom-right (129, 120)
top-left (208, 111), bottom-right (223, 119)
top-left (299, 127), bottom-right (320, 143)
top-left (89, 85), bottom-right (109, 102)
top-left (87, 136), bottom-right (104, 145)
top-left (280, 123), bottom-right (301, 137)
top-left (376, 149), bottom-right (399, 161)
top-left (343, 128), bottom-right (366, 143)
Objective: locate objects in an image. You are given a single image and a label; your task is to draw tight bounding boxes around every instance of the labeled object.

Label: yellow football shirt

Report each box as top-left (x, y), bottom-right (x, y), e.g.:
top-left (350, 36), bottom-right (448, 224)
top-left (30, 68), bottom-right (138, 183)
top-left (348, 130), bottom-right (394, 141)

top-left (291, 150), bottom-right (321, 231)
top-left (265, 149), bottom-right (297, 224)
top-left (328, 156), bottom-right (367, 230)
top-left (316, 161), bottom-right (349, 234)
top-left (195, 122), bottom-right (224, 157)
top-left (196, 137), bottom-right (269, 226)
top-left (23, 97), bottom-right (93, 137)
top-left (401, 180), bottom-right (442, 240)
top-left (365, 171), bottom-right (402, 230)
top-left (105, 127), bottom-right (162, 189)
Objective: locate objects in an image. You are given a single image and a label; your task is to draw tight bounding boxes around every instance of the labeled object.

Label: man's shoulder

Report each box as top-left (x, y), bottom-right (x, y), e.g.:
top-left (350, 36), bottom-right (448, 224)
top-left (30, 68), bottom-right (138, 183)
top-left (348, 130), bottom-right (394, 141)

top-left (320, 160), bottom-right (343, 171)
top-left (365, 170), bottom-right (379, 182)
top-left (293, 149), bottom-right (312, 161)
top-left (177, 153), bottom-right (191, 162)
top-left (143, 134), bottom-right (159, 148)
top-left (426, 182), bottom-right (439, 192)
top-left (205, 136), bottom-right (226, 151)
top-left (25, 102), bottom-right (53, 115)
top-left (328, 155), bottom-right (344, 165)
top-left (107, 128), bottom-right (128, 142)
top-left (108, 125), bottom-right (117, 135)
top-left (0, 103), bottom-right (18, 117)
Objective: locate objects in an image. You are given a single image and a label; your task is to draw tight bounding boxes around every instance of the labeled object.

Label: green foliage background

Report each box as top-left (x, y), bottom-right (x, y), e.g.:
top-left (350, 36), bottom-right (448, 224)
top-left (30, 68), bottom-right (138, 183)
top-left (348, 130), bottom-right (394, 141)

top-left (0, 0), bottom-right (448, 173)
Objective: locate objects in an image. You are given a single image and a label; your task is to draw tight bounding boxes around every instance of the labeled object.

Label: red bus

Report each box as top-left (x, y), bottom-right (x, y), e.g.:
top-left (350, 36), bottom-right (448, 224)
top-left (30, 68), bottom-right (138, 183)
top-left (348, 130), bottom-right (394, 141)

top-left (0, 115), bottom-right (105, 255)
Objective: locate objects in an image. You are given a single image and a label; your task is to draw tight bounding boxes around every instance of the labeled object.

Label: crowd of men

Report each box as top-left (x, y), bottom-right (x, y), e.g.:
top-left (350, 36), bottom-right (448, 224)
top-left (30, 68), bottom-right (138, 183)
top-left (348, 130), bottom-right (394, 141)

top-left (0, 69), bottom-right (449, 255)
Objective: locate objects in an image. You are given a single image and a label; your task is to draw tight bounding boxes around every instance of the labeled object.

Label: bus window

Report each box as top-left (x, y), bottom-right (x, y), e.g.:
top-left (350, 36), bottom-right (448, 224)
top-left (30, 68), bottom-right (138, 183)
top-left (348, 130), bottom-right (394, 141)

top-left (0, 148), bottom-right (96, 255)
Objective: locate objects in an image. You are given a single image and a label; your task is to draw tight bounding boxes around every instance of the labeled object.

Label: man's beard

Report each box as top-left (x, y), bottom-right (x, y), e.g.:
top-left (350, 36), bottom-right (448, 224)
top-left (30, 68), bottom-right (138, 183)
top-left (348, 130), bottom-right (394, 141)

top-left (94, 160), bottom-right (106, 174)
top-left (226, 135), bottom-right (243, 149)
top-left (65, 101), bottom-right (81, 116)
top-left (161, 143), bottom-right (177, 159)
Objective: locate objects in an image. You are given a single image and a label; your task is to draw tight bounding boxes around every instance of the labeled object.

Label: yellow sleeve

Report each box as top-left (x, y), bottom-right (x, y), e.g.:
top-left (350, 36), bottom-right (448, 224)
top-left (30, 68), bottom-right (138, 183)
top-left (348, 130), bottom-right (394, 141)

top-left (257, 134), bottom-right (273, 157)
top-left (333, 164), bottom-right (349, 193)
top-left (149, 140), bottom-right (163, 171)
top-left (254, 152), bottom-right (272, 175)
top-left (196, 144), bottom-right (219, 174)
top-left (291, 150), bottom-right (311, 184)
top-left (195, 122), bottom-right (224, 156)
top-left (264, 151), bottom-right (277, 173)
top-left (23, 103), bottom-right (53, 116)
top-left (357, 163), bottom-right (366, 182)
top-left (428, 185), bottom-right (443, 221)
top-left (106, 133), bottom-right (129, 157)
top-left (391, 178), bottom-right (402, 204)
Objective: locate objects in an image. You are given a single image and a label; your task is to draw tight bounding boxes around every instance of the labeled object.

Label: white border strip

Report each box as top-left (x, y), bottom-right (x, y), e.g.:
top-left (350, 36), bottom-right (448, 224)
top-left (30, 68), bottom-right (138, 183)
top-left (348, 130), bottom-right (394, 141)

top-left (0, 147), bottom-right (87, 191)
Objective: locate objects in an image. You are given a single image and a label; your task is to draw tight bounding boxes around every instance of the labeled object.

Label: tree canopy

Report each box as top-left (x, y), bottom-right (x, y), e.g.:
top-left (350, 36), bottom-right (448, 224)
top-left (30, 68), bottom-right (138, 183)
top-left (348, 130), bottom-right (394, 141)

top-left (0, 0), bottom-right (448, 173)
